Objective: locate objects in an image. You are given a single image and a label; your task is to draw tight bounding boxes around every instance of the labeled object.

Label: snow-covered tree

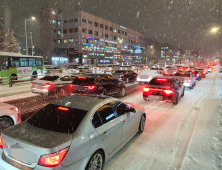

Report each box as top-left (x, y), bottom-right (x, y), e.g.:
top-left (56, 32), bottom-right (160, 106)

top-left (0, 27), bottom-right (19, 52)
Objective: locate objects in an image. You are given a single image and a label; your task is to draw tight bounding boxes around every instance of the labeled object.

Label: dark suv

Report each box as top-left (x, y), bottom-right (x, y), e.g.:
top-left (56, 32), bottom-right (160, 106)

top-left (112, 70), bottom-right (138, 83)
top-left (72, 74), bottom-right (126, 98)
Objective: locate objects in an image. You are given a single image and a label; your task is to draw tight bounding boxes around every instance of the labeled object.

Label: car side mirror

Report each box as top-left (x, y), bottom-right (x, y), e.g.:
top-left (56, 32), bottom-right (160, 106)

top-left (126, 107), bottom-right (136, 113)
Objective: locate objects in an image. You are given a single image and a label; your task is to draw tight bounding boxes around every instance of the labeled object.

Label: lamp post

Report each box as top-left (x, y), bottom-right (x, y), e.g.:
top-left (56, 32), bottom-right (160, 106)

top-left (25, 17), bottom-right (35, 55)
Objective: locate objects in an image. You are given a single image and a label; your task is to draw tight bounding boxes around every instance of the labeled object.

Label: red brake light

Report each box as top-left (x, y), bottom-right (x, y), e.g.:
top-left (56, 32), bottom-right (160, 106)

top-left (187, 79), bottom-right (192, 83)
top-left (143, 87), bottom-right (150, 92)
top-left (78, 77), bottom-right (86, 79)
top-left (42, 84), bottom-right (51, 88)
top-left (69, 84), bottom-right (73, 88)
top-left (203, 71), bottom-right (205, 74)
top-left (58, 107), bottom-right (69, 111)
top-left (164, 90), bottom-right (174, 95)
top-left (156, 78), bottom-right (167, 82)
top-left (121, 74), bottom-right (125, 77)
top-left (197, 74), bottom-right (199, 77)
top-left (173, 71), bottom-right (177, 74)
top-left (38, 147), bottom-right (69, 167)
top-left (88, 85), bottom-right (96, 90)
top-left (31, 83), bottom-right (34, 87)
top-left (0, 136), bottom-right (3, 149)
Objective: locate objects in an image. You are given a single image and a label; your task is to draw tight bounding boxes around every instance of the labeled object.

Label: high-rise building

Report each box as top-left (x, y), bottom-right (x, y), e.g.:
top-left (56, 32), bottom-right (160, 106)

top-left (40, 7), bottom-right (146, 65)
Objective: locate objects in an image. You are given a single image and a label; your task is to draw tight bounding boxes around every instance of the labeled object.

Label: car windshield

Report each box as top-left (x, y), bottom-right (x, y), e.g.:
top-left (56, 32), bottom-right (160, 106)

top-left (72, 77), bottom-right (95, 86)
top-left (149, 78), bottom-right (174, 86)
top-left (27, 104), bottom-right (87, 133)
top-left (40, 76), bottom-right (59, 81)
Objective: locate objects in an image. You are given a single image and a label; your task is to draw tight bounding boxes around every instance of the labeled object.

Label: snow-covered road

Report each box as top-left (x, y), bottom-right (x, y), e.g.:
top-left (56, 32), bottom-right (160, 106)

top-left (104, 71), bottom-right (219, 170)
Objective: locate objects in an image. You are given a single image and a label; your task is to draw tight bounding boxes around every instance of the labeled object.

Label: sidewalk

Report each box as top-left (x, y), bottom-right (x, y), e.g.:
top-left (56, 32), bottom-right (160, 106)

top-left (0, 83), bottom-right (31, 98)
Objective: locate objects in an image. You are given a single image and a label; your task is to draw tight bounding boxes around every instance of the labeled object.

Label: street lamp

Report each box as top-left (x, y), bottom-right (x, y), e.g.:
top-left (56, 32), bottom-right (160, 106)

top-left (211, 27), bottom-right (219, 33)
top-left (25, 17), bottom-right (35, 55)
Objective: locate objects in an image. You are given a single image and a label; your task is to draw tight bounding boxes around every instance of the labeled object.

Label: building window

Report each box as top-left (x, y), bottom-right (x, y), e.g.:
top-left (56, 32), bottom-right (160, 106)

top-left (74, 18), bottom-right (78, 23)
top-left (105, 25), bottom-right (108, 30)
top-left (94, 31), bottom-right (98, 36)
top-left (131, 40), bottom-right (133, 44)
top-left (128, 40), bottom-right (130, 43)
top-left (53, 39), bottom-right (56, 43)
top-left (82, 28), bottom-right (87, 33)
top-left (94, 22), bottom-right (98, 27)
top-left (105, 42), bottom-right (108, 46)
top-left (64, 20), bottom-right (67, 24)
top-left (100, 33), bottom-right (103, 37)
top-left (95, 40), bottom-right (98, 44)
top-left (57, 20), bottom-right (61, 25)
top-left (117, 37), bottom-right (120, 41)
top-left (63, 29), bottom-right (67, 34)
top-left (114, 44), bottom-right (117, 48)
top-left (58, 30), bottom-right (61, 34)
top-left (69, 28), bottom-right (73, 33)
top-left (58, 39), bottom-right (61, 44)
top-left (74, 38), bottom-right (78, 43)
top-left (110, 36), bottom-right (112, 40)
top-left (100, 41), bottom-right (103, 46)
top-left (88, 20), bottom-right (92, 25)
top-left (52, 20), bottom-right (56, 24)
top-left (114, 36), bottom-right (117, 40)
top-left (53, 29), bottom-right (56, 33)
top-left (100, 24), bottom-right (103, 28)
top-left (110, 27), bottom-right (113, 31)
top-left (125, 32), bottom-right (127, 35)
top-left (105, 34), bottom-right (108, 38)
top-left (52, 11), bottom-right (56, 15)
top-left (88, 30), bottom-right (92, 34)
top-left (134, 41), bottom-right (136, 44)
top-left (64, 39), bottom-right (68, 43)
top-left (74, 28), bottom-right (78, 33)
top-left (114, 29), bottom-right (117, 33)
top-left (125, 39), bottom-right (127, 42)
top-left (69, 38), bottom-right (73, 43)
top-left (122, 31), bottom-right (124, 34)
top-left (118, 30), bottom-right (121, 33)
top-left (69, 19), bottom-right (73, 23)
top-left (82, 18), bottom-right (87, 23)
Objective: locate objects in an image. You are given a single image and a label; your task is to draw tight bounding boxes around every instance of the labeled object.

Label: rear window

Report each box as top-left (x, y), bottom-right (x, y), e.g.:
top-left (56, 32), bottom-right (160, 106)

top-left (149, 78), bottom-right (174, 86)
top-left (40, 76), bottom-right (59, 81)
top-left (72, 77), bottom-right (95, 86)
top-left (27, 104), bottom-right (87, 133)
top-left (175, 73), bottom-right (190, 77)
top-left (114, 70), bottom-right (126, 74)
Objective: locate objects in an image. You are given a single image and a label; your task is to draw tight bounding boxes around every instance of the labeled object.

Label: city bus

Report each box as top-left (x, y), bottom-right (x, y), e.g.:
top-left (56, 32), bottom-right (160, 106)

top-left (0, 52), bottom-right (44, 83)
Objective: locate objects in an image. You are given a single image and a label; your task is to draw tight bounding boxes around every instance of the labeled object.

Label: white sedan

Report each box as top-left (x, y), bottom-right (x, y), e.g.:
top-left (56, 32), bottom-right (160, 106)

top-left (0, 103), bottom-right (21, 132)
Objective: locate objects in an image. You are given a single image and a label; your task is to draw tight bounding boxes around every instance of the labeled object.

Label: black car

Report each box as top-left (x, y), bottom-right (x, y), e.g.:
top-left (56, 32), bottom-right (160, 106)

top-left (195, 69), bottom-right (206, 78)
top-left (143, 76), bottom-right (185, 105)
top-left (72, 74), bottom-right (126, 97)
top-left (112, 70), bottom-right (138, 83)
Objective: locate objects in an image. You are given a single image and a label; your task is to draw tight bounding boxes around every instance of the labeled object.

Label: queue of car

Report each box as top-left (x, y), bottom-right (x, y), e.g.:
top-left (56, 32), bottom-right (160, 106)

top-left (0, 63), bottom-right (215, 170)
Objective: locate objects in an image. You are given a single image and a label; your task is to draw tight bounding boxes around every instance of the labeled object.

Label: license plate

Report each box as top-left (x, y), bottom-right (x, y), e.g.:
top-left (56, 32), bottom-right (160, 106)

top-left (148, 95), bottom-right (163, 100)
top-left (73, 86), bottom-right (85, 90)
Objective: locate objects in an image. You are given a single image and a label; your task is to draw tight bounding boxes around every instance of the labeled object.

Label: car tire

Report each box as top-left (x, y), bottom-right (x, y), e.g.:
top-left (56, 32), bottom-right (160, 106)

top-left (118, 87), bottom-right (126, 98)
top-left (85, 150), bottom-right (104, 170)
top-left (189, 85), bottom-right (193, 89)
top-left (138, 115), bottom-right (146, 133)
top-left (55, 88), bottom-right (65, 98)
top-left (0, 117), bottom-right (14, 132)
top-left (173, 94), bottom-right (179, 105)
top-left (181, 88), bottom-right (185, 97)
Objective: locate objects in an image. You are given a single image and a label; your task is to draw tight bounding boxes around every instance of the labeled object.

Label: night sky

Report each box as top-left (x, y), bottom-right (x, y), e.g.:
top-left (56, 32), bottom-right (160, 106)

top-left (1, 0), bottom-right (222, 56)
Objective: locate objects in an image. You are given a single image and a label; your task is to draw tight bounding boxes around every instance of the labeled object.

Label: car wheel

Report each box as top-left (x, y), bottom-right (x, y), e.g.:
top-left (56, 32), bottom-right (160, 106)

top-left (0, 117), bottom-right (14, 132)
top-left (55, 88), bottom-right (65, 98)
top-left (173, 94), bottom-right (179, 105)
top-left (189, 85), bottom-right (193, 89)
top-left (85, 150), bottom-right (104, 170)
top-left (138, 115), bottom-right (146, 133)
top-left (118, 87), bottom-right (126, 98)
top-left (181, 88), bottom-right (185, 97)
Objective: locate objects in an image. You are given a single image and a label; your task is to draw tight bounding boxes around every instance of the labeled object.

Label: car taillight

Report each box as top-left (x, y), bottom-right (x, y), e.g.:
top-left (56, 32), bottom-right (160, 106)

top-left (197, 74), bottom-right (199, 77)
top-left (42, 84), bottom-right (51, 88)
top-left (88, 85), bottom-right (96, 90)
top-left (69, 84), bottom-right (73, 88)
top-left (121, 74), bottom-right (125, 77)
top-left (187, 79), bottom-right (192, 83)
top-left (58, 107), bottom-right (69, 111)
top-left (111, 74), bottom-right (113, 76)
top-left (31, 83), bottom-right (34, 87)
top-left (173, 71), bottom-right (177, 74)
top-left (203, 71), bottom-right (205, 74)
top-left (38, 147), bottom-right (69, 167)
top-left (156, 78), bottom-right (167, 82)
top-left (143, 87), bottom-right (150, 92)
top-left (0, 136), bottom-right (3, 149)
top-left (164, 90), bottom-right (174, 95)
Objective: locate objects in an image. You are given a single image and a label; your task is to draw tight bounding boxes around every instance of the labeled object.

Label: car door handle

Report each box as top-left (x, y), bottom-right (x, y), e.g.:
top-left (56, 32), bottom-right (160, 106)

top-left (102, 132), bottom-right (108, 137)
top-left (123, 120), bottom-right (126, 125)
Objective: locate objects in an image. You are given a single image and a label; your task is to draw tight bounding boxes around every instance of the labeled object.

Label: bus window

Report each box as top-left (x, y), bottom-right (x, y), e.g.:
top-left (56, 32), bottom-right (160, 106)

top-left (10, 57), bottom-right (20, 67)
top-left (29, 58), bottom-right (36, 66)
top-left (20, 58), bottom-right (28, 67)
top-left (2, 57), bottom-right (9, 70)
top-left (36, 58), bottom-right (42, 66)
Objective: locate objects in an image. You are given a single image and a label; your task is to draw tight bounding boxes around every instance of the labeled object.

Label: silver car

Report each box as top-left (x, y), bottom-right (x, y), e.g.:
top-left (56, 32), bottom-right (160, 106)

top-left (0, 95), bottom-right (146, 170)
top-left (175, 72), bottom-right (196, 89)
